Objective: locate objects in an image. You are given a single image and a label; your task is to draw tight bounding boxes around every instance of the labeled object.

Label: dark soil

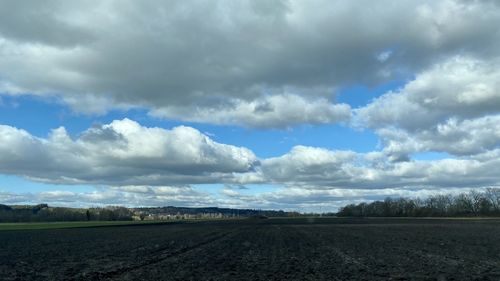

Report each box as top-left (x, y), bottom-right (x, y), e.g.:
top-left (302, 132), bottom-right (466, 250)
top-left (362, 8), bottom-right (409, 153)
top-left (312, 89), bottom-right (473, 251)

top-left (1, 218), bottom-right (500, 280)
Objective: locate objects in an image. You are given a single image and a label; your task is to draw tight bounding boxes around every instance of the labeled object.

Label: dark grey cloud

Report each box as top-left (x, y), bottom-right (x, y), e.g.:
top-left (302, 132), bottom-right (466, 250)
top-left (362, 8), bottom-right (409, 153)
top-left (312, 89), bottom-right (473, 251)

top-left (2, 0), bottom-right (500, 127)
top-left (0, 1), bottom-right (96, 47)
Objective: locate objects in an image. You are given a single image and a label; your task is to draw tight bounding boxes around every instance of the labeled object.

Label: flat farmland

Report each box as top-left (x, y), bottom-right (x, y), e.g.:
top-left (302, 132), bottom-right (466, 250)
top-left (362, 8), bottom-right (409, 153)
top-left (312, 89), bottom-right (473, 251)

top-left (1, 218), bottom-right (500, 280)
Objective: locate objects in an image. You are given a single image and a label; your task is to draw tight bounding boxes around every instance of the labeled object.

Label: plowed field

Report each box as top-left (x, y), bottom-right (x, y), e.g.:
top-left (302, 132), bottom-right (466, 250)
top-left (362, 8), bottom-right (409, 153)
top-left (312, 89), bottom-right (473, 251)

top-left (1, 218), bottom-right (500, 280)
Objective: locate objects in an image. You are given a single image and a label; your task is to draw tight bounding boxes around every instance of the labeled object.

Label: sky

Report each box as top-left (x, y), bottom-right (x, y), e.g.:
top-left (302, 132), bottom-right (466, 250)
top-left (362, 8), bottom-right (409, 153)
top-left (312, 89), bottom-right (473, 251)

top-left (1, 0), bottom-right (500, 212)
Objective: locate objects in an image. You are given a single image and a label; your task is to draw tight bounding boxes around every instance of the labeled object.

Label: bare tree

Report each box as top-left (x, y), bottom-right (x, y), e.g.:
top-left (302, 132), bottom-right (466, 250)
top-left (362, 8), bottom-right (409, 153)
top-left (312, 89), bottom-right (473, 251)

top-left (337, 188), bottom-right (500, 217)
top-left (485, 188), bottom-right (500, 213)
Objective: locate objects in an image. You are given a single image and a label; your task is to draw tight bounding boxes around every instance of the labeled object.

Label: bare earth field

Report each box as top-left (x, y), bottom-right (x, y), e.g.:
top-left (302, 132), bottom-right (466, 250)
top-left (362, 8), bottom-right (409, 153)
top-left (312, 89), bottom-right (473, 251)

top-left (1, 217), bottom-right (500, 280)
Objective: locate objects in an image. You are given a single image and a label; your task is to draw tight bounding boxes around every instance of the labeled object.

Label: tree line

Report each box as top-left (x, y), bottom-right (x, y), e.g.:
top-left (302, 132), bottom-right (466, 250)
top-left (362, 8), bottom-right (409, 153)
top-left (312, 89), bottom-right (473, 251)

top-left (0, 204), bottom-right (295, 223)
top-left (337, 188), bottom-right (500, 217)
top-left (0, 204), bottom-right (133, 222)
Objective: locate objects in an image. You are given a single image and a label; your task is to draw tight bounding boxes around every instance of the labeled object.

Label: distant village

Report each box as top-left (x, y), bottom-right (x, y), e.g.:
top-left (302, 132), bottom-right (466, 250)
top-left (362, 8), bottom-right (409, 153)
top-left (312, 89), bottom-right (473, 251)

top-left (130, 206), bottom-right (297, 221)
top-left (132, 211), bottom-right (228, 221)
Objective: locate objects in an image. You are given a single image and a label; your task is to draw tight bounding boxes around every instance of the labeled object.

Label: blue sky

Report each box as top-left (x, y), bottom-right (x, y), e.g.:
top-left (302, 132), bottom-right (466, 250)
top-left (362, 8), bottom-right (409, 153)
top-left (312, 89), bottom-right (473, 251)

top-left (0, 89), bottom-right (382, 198)
top-left (1, 0), bottom-right (500, 211)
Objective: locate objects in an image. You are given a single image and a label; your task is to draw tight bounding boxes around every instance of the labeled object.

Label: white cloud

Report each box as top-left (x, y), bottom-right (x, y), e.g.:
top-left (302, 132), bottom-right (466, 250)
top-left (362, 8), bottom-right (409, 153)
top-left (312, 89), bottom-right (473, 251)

top-left (1, 183), bottom-right (491, 212)
top-left (262, 146), bottom-right (357, 183)
top-left (2, 120), bottom-right (499, 197)
top-left (0, 119), bottom-right (258, 186)
top-left (0, 185), bottom-right (218, 207)
top-left (355, 56), bottom-right (500, 159)
top-left (356, 56), bottom-right (500, 131)
top-left (3, 139), bottom-right (500, 211)
top-left (261, 145), bottom-right (500, 190)
top-left (378, 115), bottom-right (500, 159)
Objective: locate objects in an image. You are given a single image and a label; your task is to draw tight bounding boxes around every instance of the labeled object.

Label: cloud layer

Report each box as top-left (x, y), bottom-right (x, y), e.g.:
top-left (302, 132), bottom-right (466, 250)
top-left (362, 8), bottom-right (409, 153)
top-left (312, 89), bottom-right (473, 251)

top-left (0, 186), bottom-right (217, 208)
top-left (2, 1), bottom-right (500, 210)
top-left (2, 0), bottom-right (500, 127)
top-left (1, 120), bottom-right (499, 191)
top-left (0, 184), bottom-right (487, 212)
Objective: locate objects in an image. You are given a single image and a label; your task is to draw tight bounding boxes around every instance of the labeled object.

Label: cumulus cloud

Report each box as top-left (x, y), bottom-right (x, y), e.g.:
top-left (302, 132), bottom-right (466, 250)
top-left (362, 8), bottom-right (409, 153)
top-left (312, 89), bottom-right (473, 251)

top-left (0, 119), bottom-right (258, 185)
top-left (2, 0), bottom-right (500, 127)
top-left (354, 56), bottom-right (500, 160)
top-left (378, 115), bottom-right (500, 158)
top-left (356, 56), bottom-right (500, 131)
top-left (262, 146), bottom-right (357, 183)
top-left (1, 120), bottom-right (499, 196)
top-left (262, 146), bottom-right (500, 190)
top-left (2, 124), bottom-right (500, 210)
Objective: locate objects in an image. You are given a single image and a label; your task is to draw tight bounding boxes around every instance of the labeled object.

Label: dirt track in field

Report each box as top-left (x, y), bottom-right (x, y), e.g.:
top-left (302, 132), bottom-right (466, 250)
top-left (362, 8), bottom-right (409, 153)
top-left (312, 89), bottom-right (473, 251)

top-left (1, 218), bottom-right (500, 280)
